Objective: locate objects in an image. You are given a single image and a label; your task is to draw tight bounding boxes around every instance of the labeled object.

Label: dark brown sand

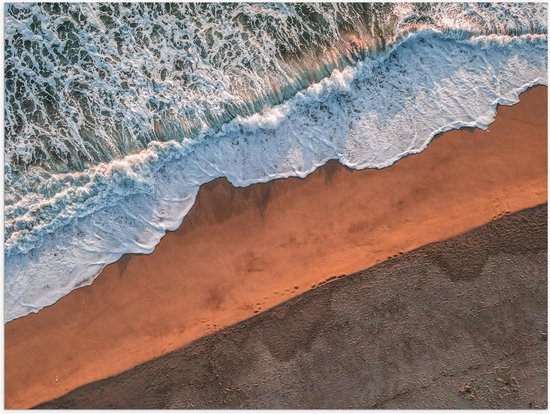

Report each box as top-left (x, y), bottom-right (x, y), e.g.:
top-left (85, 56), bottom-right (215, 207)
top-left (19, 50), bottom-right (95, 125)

top-left (38, 204), bottom-right (548, 409)
top-left (5, 87), bottom-right (547, 408)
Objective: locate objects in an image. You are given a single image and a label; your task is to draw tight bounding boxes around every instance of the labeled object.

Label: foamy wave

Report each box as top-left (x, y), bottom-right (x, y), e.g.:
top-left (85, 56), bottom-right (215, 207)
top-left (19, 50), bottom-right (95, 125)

top-left (5, 3), bottom-right (547, 174)
top-left (5, 28), bottom-right (547, 321)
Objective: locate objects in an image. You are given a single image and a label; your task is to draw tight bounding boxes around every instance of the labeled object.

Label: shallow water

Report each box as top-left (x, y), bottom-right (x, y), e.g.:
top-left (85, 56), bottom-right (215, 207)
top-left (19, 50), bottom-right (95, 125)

top-left (4, 3), bottom-right (548, 321)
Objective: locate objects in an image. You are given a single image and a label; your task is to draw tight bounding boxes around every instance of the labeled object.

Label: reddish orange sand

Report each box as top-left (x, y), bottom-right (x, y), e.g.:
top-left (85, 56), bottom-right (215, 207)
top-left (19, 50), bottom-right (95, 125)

top-left (5, 87), bottom-right (547, 409)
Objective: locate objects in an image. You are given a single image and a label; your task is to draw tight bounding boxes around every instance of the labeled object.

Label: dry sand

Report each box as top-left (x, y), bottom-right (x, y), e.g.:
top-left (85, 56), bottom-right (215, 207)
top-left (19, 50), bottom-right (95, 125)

top-left (38, 204), bottom-right (548, 409)
top-left (5, 86), bottom-right (547, 408)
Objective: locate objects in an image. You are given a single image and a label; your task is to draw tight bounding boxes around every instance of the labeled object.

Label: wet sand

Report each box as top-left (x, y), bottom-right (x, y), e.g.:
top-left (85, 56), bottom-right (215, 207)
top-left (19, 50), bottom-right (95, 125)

top-left (39, 204), bottom-right (548, 409)
top-left (5, 86), bottom-right (547, 408)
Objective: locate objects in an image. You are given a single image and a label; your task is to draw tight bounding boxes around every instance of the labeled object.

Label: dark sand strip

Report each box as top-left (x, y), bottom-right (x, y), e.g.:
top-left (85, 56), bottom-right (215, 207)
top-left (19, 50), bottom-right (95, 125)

top-left (5, 87), bottom-right (547, 408)
top-left (38, 204), bottom-right (548, 409)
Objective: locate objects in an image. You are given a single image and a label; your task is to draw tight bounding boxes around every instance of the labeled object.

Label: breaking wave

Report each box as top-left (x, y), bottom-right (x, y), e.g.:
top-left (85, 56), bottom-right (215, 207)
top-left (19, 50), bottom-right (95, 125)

top-left (4, 3), bottom-right (548, 321)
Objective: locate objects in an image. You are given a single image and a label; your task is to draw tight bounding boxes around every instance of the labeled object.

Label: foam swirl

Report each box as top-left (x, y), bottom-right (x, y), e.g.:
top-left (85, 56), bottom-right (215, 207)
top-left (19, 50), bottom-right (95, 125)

top-left (4, 3), bottom-right (548, 321)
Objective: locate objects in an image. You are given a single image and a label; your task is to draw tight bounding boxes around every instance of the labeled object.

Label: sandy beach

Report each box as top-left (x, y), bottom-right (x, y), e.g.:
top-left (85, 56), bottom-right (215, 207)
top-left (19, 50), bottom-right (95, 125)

top-left (39, 204), bottom-right (548, 409)
top-left (5, 86), bottom-right (547, 408)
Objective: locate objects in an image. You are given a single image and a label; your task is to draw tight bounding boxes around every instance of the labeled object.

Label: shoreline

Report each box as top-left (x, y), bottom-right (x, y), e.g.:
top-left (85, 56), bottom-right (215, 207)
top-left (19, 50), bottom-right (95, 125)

top-left (5, 86), bottom-right (547, 408)
top-left (6, 32), bottom-right (547, 325)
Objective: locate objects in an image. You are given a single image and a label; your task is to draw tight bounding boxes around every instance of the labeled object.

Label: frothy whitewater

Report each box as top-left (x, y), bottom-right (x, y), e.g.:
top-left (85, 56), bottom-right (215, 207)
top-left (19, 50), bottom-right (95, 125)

top-left (4, 3), bottom-right (548, 321)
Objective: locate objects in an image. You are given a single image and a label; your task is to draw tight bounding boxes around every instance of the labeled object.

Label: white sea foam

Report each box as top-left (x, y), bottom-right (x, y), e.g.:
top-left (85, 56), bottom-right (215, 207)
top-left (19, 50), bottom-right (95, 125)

top-left (4, 28), bottom-right (547, 321)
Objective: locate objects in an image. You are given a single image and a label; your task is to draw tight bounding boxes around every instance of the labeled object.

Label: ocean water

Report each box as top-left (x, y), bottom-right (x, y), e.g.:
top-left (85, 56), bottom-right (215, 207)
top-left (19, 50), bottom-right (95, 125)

top-left (4, 3), bottom-right (548, 321)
